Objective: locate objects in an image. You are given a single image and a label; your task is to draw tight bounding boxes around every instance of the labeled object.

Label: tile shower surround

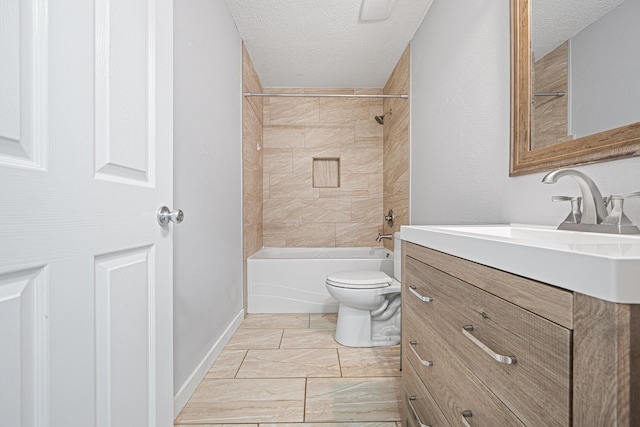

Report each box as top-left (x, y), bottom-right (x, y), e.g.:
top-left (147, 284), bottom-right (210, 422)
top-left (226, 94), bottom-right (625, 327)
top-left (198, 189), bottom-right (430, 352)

top-left (175, 313), bottom-right (402, 426)
top-left (262, 88), bottom-right (385, 248)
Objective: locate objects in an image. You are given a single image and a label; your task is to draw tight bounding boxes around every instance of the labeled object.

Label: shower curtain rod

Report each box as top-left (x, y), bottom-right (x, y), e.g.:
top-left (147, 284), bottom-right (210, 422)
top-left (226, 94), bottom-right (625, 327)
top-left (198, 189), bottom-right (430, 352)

top-left (243, 92), bottom-right (409, 99)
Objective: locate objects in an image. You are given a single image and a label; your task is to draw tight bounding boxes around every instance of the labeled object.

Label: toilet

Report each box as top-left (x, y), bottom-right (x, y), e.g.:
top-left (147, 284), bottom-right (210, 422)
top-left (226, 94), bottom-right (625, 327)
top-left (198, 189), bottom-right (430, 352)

top-left (325, 232), bottom-right (402, 347)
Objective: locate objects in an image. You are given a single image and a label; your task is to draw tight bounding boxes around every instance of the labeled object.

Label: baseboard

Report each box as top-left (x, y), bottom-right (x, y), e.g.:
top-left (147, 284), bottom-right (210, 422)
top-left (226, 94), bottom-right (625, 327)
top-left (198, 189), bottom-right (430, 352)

top-left (173, 308), bottom-right (245, 418)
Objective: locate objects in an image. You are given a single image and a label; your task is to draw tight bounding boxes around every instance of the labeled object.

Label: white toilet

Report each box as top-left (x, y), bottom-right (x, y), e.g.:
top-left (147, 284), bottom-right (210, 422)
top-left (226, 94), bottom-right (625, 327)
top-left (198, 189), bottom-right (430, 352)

top-left (325, 232), bottom-right (402, 347)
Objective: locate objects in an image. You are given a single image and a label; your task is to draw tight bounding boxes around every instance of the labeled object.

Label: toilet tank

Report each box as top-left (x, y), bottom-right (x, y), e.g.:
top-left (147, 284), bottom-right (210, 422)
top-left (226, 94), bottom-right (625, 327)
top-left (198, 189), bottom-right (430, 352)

top-left (393, 232), bottom-right (402, 281)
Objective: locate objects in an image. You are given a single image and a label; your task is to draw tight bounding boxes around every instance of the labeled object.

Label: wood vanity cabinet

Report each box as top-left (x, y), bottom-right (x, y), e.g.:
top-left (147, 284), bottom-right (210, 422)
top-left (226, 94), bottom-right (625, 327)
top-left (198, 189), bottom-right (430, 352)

top-left (401, 241), bottom-right (640, 427)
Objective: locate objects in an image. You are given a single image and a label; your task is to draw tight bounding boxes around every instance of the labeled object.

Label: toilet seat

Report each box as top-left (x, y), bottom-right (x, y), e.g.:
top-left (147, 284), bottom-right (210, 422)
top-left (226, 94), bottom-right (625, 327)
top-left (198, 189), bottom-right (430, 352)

top-left (326, 270), bottom-right (392, 289)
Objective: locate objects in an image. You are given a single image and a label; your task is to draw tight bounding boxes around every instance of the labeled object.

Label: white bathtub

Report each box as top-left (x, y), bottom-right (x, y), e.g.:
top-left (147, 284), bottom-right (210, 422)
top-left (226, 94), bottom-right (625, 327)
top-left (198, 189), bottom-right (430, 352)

top-left (247, 247), bottom-right (394, 313)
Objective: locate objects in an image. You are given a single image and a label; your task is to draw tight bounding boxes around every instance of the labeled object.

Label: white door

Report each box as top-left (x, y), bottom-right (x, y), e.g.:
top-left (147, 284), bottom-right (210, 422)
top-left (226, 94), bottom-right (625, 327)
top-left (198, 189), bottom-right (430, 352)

top-left (0, 0), bottom-right (174, 426)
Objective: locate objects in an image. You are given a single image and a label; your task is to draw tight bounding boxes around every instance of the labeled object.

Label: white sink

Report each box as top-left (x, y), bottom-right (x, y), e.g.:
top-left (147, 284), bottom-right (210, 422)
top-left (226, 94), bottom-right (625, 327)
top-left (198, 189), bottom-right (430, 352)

top-left (400, 224), bottom-right (640, 304)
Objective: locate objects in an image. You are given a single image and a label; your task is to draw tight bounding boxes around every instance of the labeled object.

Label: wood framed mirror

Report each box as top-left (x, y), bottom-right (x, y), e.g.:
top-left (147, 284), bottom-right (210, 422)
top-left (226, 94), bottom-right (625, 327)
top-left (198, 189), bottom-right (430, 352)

top-left (510, 0), bottom-right (640, 176)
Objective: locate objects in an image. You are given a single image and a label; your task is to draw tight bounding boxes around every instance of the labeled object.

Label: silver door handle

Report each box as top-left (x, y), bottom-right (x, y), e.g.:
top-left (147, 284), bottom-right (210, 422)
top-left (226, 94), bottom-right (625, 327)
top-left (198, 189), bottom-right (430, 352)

top-left (157, 206), bottom-right (184, 226)
top-left (409, 340), bottom-right (433, 366)
top-left (461, 410), bottom-right (473, 427)
top-left (408, 396), bottom-right (430, 427)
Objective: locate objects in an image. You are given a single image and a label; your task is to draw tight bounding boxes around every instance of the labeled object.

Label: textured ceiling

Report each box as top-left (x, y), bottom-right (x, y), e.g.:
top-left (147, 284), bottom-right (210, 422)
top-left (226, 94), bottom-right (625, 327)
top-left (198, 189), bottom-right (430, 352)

top-left (533, 0), bottom-right (625, 59)
top-left (225, 0), bottom-right (433, 89)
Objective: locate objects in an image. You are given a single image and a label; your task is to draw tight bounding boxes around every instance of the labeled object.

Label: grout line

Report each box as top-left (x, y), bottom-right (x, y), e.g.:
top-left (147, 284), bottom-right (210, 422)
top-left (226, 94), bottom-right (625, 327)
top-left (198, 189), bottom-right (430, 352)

top-left (336, 348), bottom-right (343, 378)
top-left (234, 349), bottom-right (249, 379)
top-left (303, 377), bottom-right (308, 423)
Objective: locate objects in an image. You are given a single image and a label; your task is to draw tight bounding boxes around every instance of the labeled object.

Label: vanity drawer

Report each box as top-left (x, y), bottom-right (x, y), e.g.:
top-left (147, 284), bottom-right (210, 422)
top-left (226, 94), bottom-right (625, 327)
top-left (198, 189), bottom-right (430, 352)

top-left (403, 358), bottom-right (450, 427)
top-left (403, 307), bottom-right (525, 427)
top-left (404, 256), bottom-right (571, 427)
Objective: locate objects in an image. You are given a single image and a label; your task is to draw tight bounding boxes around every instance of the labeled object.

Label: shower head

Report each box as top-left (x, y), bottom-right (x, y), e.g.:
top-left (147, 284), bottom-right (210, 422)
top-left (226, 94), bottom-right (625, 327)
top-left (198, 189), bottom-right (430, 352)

top-left (374, 109), bottom-right (392, 125)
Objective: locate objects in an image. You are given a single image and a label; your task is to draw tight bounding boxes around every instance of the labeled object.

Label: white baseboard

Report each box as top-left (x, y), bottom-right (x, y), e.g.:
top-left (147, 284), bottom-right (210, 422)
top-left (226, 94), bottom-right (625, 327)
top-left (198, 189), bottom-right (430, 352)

top-left (173, 308), bottom-right (245, 418)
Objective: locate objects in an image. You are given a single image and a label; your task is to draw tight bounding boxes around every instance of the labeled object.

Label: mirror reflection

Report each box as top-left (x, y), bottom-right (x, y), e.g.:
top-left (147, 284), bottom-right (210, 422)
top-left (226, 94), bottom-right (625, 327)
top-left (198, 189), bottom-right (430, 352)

top-left (530, 0), bottom-right (640, 150)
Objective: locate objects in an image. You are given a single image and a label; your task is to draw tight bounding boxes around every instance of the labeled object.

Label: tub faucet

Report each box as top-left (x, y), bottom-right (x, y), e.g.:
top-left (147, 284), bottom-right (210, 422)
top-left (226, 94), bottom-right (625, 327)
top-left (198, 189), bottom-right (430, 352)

top-left (376, 233), bottom-right (393, 242)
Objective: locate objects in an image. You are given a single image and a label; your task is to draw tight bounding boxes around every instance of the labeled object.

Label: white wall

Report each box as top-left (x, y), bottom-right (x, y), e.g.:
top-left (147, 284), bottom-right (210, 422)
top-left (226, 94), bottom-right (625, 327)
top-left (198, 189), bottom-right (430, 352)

top-left (173, 0), bottom-right (243, 400)
top-left (410, 0), bottom-right (640, 227)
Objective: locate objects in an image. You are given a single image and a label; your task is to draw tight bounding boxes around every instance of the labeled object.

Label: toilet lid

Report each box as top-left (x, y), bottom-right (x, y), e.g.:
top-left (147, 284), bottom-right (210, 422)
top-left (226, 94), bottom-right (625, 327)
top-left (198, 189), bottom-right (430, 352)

top-left (326, 270), bottom-right (392, 289)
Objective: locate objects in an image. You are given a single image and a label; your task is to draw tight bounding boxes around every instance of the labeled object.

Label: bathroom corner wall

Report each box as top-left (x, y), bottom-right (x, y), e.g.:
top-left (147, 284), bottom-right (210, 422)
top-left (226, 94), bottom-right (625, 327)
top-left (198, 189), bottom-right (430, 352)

top-left (242, 44), bottom-right (263, 302)
top-left (262, 88), bottom-right (384, 247)
top-left (382, 46), bottom-right (411, 251)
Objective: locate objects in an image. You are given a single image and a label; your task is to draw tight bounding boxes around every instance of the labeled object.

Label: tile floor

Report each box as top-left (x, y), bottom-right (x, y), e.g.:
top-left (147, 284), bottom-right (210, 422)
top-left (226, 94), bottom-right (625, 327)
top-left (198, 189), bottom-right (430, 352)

top-left (175, 313), bottom-right (403, 426)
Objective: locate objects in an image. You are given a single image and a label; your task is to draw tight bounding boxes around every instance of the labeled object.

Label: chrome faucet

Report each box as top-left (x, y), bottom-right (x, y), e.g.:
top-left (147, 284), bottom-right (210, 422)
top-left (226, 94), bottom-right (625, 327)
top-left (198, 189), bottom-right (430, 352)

top-left (376, 233), bottom-right (393, 242)
top-left (542, 168), bottom-right (608, 224)
top-left (542, 168), bottom-right (640, 234)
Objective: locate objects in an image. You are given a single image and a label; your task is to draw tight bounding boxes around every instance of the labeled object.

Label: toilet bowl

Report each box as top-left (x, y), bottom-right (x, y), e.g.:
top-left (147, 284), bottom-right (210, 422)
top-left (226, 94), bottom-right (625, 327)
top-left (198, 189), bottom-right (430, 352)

top-left (325, 232), bottom-right (402, 347)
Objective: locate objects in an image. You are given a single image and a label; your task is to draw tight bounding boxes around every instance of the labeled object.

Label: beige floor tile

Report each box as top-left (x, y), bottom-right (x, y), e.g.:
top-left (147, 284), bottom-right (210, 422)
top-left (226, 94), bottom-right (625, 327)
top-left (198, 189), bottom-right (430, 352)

top-left (175, 424), bottom-right (257, 427)
top-left (241, 313), bottom-right (310, 329)
top-left (236, 349), bottom-right (341, 378)
top-left (309, 313), bottom-right (338, 329)
top-left (259, 423), bottom-right (397, 427)
top-left (305, 377), bottom-right (402, 422)
top-left (205, 349), bottom-right (247, 378)
top-left (225, 328), bottom-right (283, 350)
top-left (338, 346), bottom-right (401, 377)
top-left (280, 328), bottom-right (341, 349)
top-left (175, 378), bottom-right (305, 424)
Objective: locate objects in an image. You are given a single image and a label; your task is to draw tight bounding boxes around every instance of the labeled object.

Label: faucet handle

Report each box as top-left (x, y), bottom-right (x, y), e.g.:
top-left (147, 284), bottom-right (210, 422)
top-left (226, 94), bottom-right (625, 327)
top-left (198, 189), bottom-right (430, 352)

top-left (610, 191), bottom-right (640, 200)
top-left (552, 196), bottom-right (582, 224)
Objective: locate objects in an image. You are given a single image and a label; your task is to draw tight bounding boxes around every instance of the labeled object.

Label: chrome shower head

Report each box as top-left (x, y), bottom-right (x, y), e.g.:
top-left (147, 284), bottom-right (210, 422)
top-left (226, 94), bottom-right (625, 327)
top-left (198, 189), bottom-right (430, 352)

top-left (374, 109), bottom-right (392, 125)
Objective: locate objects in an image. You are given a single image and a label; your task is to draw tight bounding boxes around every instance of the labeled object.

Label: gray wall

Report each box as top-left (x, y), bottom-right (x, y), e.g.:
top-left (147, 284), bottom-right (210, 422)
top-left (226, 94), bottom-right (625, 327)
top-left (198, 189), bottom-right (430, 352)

top-left (570, 0), bottom-right (640, 138)
top-left (173, 0), bottom-right (243, 394)
top-left (410, 0), bottom-right (640, 227)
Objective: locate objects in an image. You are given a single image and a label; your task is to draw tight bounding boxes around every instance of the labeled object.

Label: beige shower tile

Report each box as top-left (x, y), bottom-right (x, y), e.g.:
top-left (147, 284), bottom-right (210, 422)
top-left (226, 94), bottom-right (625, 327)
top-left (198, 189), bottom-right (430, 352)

top-left (225, 328), bottom-right (283, 350)
top-left (338, 346), bottom-right (401, 377)
top-left (241, 313), bottom-right (310, 329)
top-left (319, 97), bottom-right (369, 123)
top-left (305, 377), bottom-right (402, 422)
top-left (285, 223), bottom-right (336, 248)
top-left (205, 349), bottom-right (247, 379)
top-left (260, 423), bottom-right (397, 427)
top-left (267, 96), bottom-right (319, 125)
top-left (302, 198), bottom-right (351, 223)
top-left (263, 223), bottom-right (287, 247)
top-left (236, 349), bottom-right (340, 378)
top-left (355, 118), bottom-right (383, 138)
top-left (280, 328), bottom-right (341, 349)
top-left (309, 313), bottom-right (338, 329)
top-left (355, 137), bottom-right (383, 149)
top-left (264, 199), bottom-right (303, 224)
top-left (319, 173), bottom-right (369, 198)
top-left (244, 200), bottom-right (262, 228)
top-left (243, 223), bottom-right (262, 259)
top-left (264, 148), bottom-right (293, 173)
top-left (292, 148), bottom-right (341, 175)
top-left (304, 124), bottom-right (355, 148)
top-left (335, 223), bottom-right (383, 247)
top-left (263, 126), bottom-right (305, 149)
top-left (369, 174), bottom-right (383, 197)
top-left (341, 148), bottom-right (383, 174)
top-left (269, 173), bottom-right (319, 199)
top-left (351, 198), bottom-right (383, 223)
top-left (175, 378), bottom-right (305, 424)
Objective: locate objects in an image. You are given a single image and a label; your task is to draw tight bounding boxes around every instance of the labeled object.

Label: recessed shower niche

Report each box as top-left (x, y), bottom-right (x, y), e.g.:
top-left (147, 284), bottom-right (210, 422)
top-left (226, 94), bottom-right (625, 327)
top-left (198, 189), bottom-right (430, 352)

top-left (312, 157), bottom-right (340, 188)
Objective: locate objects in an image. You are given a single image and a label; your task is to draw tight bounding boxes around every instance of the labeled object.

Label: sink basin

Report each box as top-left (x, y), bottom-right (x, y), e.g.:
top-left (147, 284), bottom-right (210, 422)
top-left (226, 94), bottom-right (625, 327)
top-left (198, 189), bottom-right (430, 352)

top-left (400, 224), bottom-right (640, 304)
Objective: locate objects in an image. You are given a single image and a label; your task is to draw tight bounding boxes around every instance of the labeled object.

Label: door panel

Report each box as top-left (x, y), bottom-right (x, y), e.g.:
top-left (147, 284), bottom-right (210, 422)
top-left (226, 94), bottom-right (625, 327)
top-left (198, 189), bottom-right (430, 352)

top-left (0, 0), bottom-right (173, 425)
top-left (96, 247), bottom-right (154, 427)
top-left (0, 268), bottom-right (48, 427)
top-left (0, 0), bottom-right (46, 169)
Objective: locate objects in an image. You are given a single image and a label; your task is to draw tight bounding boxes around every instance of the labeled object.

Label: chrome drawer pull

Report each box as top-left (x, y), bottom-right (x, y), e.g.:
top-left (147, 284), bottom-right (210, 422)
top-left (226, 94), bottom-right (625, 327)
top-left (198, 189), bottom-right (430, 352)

top-left (408, 396), bottom-right (431, 427)
top-left (409, 285), bottom-right (433, 302)
top-left (462, 325), bottom-right (517, 365)
top-left (461, 410), bottom-right (473, 427)
top-left (409, 340), bottom-right (434, 366)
